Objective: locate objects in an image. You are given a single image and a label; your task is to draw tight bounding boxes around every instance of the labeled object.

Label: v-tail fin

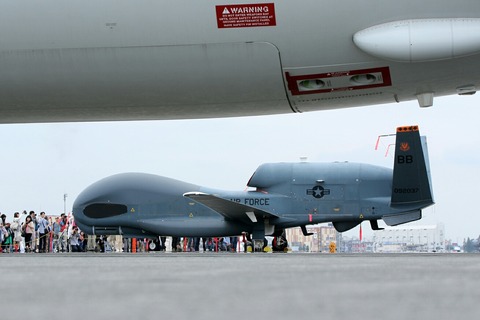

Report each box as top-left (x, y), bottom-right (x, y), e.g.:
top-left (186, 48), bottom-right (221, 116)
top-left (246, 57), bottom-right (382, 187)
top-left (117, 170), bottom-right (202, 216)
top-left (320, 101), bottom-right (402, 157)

top-left (391, 125), bottom-right (433, 207)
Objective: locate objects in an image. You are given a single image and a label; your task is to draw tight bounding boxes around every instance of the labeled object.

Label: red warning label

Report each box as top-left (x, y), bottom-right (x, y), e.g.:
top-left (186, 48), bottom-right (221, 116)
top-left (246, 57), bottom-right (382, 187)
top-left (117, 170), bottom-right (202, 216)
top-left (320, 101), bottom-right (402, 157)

top-left (216, 3), bottom-right (276, 29)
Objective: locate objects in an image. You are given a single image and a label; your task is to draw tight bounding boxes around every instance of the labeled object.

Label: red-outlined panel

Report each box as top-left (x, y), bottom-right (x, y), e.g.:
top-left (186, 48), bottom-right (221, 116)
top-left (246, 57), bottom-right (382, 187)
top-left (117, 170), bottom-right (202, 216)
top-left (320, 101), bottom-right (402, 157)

top-left (216, 3), bottom-right (276, 29)
top-left (286, 67), bottom-right (392, 96)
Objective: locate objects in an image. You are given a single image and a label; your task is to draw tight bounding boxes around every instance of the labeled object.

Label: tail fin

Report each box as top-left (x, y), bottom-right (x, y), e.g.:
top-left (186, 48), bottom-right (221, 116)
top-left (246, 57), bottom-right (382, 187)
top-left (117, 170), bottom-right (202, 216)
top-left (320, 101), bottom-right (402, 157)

top-left (391, 125), bottom-right (433, 207)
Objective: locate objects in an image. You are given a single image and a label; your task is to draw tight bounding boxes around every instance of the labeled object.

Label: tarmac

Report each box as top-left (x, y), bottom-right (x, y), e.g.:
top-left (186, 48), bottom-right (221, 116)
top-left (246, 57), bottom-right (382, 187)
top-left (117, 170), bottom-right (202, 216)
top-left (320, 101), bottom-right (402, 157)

top-left (1, 253), bottom-right (479, 320)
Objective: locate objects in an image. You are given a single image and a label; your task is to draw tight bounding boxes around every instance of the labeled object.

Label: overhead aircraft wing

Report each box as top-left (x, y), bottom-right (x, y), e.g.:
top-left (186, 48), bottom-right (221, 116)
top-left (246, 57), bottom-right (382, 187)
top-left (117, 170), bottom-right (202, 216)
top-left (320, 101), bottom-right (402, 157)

top-left (183, 192), bottom-right (279, 224)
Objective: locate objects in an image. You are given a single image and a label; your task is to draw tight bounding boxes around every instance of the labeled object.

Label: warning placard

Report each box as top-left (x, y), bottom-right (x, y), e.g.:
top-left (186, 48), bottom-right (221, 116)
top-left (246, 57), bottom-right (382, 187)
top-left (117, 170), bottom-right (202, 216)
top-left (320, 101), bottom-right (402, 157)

top-left (216, 3), bottom-right (276, 29)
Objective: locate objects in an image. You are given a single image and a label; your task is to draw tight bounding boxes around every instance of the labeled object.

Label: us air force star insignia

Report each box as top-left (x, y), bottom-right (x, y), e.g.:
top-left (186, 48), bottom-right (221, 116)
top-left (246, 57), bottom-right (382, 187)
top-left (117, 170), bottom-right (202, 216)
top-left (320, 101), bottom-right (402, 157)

top-left (306, 186), bottom-right (331, 199)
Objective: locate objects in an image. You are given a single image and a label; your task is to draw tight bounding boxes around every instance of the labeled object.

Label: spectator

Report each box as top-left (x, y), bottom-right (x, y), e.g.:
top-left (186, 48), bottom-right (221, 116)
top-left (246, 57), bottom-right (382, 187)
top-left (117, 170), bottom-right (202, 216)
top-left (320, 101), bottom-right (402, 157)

top-left (171, 237), bottom-right (179, 252)
top-left (0, 214), bottom-right (7, 252)
top-left (205, 237), bottom-right (215, 251)
top-left (2, 223), bottom-right (13, 253)
top-left (115, 235), bottom-right (124, 252)
top-left (187, 237), bottom-right (195, 252)
top-left (52, 217), bottom-right (61, 252)
top-left (59, 214), bottom-right (68, 252)
top-left (29, 211), bottom-right (37, 252)
top-left (243, 232), bottom-right (252, 252)
top-left (0, 214), bottom-right (9, 252)
top-left (0, 222), bottom-right (6, 252)
top-left (70, 227), bottom-right (81, 252)
top-left (193, 237), bottom-right (200, 252)
top-left (105, 236), bottom-right (114, 252)
top-left (79, 231), bottom-right (87, 252)
top-left (46, 216), bottom-right (53, 252)
top-left (11, 212), bottom-right (24, 253)
top-left (37, 212), bottom-right (49, 253)
top-left (95, 235), bottom-right (105, 252)
top-left (230, 236), bottom-right (238, 252)
top-left (160, 236), bottom-right (167, 251)
top-left (86, 234), bottom-right (96, 252)
top-left (23, 215), bottom-right (35, 253)
top-left (222, 236), bottom-right (231, 251)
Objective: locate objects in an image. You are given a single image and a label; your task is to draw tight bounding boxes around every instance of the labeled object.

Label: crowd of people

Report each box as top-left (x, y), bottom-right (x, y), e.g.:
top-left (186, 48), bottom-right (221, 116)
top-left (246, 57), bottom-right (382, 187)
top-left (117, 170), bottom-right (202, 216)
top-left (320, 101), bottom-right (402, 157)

top-left (0, 210), bottom-right (79, 253)
top-left (170, 236), bottom-right (240, 252)
top-left (0, 210), bottom-right (249, 253)
top-left (0, 210), bottom-right (287, 253)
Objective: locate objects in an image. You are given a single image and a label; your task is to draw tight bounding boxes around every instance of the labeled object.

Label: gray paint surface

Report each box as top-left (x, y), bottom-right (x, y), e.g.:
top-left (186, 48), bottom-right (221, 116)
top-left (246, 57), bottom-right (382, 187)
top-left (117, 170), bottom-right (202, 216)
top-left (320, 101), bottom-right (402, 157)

top-left (73, 127), bottom-right (432, 237)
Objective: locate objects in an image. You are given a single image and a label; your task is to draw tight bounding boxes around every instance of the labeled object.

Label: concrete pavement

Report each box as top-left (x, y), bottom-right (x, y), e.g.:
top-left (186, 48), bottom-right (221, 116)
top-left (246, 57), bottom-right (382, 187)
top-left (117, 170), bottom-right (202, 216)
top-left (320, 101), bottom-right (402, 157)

top-left (1, 253), bottom-right (479, 320)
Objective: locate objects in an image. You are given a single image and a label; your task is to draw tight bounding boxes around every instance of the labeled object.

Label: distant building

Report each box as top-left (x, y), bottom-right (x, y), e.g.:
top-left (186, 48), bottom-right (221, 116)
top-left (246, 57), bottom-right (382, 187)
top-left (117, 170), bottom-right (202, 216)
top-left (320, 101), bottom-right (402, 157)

top-left (341, 239), bottom-right (374, 253)
top-left (286, 223), bottom-right (337, 252)
top-left (372, 223), bottom-right (445, 253)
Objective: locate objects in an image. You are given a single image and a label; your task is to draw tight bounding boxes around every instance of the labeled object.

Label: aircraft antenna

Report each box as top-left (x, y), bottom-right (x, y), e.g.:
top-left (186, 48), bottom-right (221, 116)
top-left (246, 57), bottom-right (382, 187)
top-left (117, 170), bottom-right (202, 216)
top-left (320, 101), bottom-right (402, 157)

top-left (374, 133), bottom-right (395, 150)
top-left (375, 133), bottom-right (396, 157)
top-left (384, 144), bottom-right (395, 157)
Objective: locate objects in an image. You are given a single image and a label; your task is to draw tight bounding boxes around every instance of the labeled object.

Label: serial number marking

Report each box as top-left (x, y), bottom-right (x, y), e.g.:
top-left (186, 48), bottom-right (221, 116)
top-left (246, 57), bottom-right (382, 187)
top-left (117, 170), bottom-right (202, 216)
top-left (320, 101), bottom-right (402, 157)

top-left (393, 188), bottom-right (419, 194)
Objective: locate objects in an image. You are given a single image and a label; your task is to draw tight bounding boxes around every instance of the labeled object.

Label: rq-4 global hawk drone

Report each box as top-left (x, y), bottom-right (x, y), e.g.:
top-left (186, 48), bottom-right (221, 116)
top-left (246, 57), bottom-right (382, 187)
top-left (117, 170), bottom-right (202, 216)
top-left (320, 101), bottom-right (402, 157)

top-left (73, 126), bottom-right (433, 250)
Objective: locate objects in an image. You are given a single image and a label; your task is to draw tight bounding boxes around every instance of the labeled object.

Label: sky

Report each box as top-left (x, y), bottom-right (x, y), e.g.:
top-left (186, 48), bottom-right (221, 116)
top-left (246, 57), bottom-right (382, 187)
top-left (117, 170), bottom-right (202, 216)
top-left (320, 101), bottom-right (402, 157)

top-left (0, 94), bottom-right (478, 242)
